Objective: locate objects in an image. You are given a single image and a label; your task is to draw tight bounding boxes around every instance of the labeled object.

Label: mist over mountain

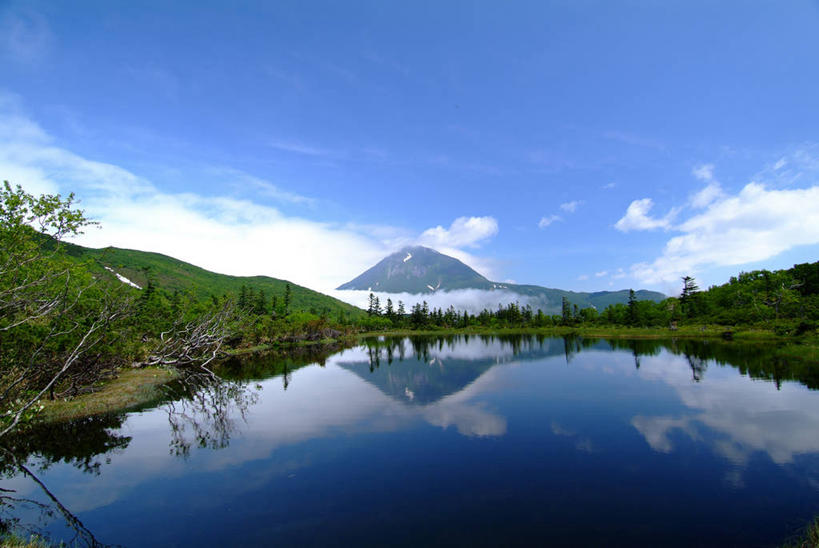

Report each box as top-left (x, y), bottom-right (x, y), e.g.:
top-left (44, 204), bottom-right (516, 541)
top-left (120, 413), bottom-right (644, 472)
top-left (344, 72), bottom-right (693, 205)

top-left (337, 246), bottom-right (666, 314)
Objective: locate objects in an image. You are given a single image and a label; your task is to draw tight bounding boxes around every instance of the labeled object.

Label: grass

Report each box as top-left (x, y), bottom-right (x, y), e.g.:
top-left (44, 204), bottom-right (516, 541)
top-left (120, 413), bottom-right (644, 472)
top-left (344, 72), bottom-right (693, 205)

top-left (38, 367), bottom-right (178, 423)
top-left (781, 516), bottom-right (819, 547)
top-left (0, 534), bottom-right (51, 548)
top-left (361, 324), bottom-right (788, 340)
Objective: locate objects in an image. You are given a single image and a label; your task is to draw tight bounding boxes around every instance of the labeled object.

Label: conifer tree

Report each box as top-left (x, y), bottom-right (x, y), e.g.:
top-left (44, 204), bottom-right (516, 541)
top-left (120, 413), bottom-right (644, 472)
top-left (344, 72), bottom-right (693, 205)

top-left (284, 283), bottom-right (292, 314)
top-left (255, 289), bottom-right (267, 315)
top-left (628, 289), bottom-right (638, 325)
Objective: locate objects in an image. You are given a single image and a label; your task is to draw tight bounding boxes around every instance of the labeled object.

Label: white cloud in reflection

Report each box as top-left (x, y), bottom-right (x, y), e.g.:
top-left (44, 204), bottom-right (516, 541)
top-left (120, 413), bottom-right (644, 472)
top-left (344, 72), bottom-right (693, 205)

top-left (631, 354), bottom-right (819, 465)
top-left (25, 347), bottom-right (509, 514)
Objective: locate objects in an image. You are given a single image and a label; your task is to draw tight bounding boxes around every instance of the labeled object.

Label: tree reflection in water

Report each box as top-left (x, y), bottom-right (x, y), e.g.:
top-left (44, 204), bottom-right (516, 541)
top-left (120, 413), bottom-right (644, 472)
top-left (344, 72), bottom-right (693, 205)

top-left (1, 447), bottom-right (107, 547)
top-left (0, 363), bottom-right (263, 545)
top-left (164, 368), bottom-right (260, 458)
top-left (2, 336), bottom-right (819, 546)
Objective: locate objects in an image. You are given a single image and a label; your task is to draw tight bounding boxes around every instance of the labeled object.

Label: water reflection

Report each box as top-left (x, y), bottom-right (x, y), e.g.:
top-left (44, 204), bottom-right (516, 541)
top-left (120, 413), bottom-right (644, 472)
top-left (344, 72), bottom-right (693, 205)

top-left (3, 335), bottom-right (819, 546)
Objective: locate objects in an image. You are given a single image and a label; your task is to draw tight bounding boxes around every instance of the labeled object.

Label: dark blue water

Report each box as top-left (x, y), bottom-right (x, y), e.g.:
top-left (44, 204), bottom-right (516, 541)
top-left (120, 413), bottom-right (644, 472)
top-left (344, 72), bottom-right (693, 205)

top-left (4, 335), bottom-right (819, 547)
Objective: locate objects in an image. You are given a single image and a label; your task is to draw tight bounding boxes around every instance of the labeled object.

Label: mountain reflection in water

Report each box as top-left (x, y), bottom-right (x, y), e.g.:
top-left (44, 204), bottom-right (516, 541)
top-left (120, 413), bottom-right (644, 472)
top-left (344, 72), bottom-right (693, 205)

top-left (3, 335), bottom-right (819, 547)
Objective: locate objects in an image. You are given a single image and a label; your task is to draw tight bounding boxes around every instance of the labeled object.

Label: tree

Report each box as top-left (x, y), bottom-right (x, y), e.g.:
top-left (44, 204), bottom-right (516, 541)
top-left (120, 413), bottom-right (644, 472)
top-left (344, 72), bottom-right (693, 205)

top-left (238, 284), bottom-right (249, 309)
top-left (628, 289), bottom-right (638, 325)
top-left (680, 276), bottom-right (700, 319)
top-left (561, 297), bottom-right (571, 324)
top-left (254, 289), bottom-right (267, 315)
top-left (0, 182), bottom-right (128, 438)
top-left (0, 182), bottom-right (244, 439)
top-left (284, 283), bottom-right (292, 314)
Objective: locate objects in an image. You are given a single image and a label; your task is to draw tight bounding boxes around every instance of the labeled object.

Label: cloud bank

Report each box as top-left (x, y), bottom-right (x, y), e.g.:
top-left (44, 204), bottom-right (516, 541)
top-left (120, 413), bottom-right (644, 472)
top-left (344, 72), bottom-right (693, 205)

top-left (0, 98), bottom-right (501, 293)
top-left (329, 288), bottom-right (535, 315)
top-left (616, 153), bottom-right (819, 285)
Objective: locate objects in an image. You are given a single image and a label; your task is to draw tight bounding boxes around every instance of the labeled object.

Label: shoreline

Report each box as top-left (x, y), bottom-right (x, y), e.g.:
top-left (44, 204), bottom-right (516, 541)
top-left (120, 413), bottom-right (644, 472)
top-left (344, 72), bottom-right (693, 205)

top-left (31, 326), bottom-right (818, 425)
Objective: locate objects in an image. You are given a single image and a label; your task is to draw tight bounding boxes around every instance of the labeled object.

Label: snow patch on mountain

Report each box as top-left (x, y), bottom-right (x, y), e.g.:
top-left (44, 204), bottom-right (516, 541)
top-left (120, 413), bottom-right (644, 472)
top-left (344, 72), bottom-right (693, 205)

top-left (403, 252), bottom-right (412, 262)
top-left (104, 266), bottom-right (142, 289)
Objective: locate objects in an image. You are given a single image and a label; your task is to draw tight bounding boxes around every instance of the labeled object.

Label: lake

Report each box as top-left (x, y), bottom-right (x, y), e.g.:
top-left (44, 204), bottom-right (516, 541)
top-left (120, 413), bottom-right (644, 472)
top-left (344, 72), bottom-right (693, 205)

top-left (3, 335), bottom-right (819, 547)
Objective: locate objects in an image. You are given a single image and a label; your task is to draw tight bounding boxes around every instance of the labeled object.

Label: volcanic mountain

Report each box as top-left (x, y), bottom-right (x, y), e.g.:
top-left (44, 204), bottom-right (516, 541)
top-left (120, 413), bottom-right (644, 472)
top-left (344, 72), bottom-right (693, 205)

top-left (337, 246), bottom-right (666, 314)
top-left (337, 246), bottom-right (498, 293)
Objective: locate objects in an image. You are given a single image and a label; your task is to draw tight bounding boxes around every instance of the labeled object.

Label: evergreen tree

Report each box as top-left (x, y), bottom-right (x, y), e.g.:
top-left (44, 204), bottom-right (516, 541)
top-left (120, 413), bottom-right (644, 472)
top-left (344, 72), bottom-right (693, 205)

top-left (680, 276), bottom-right (700, 318)
top-left (628, 289), bottom-right (638, 325)
top-left (238, 284), bottom-right (249, 309)
top-left (284, 283), bottom-right (292, 314)
top-left (255, 289), bottom-right (267, 315)
top-left (561, 296), bottom-right (571, 324)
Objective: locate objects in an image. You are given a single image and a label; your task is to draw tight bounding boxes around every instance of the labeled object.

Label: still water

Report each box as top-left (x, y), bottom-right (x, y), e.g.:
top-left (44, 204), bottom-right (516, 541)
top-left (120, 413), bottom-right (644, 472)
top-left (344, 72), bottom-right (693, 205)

top-left (4, 335), bottom-right (819, 547)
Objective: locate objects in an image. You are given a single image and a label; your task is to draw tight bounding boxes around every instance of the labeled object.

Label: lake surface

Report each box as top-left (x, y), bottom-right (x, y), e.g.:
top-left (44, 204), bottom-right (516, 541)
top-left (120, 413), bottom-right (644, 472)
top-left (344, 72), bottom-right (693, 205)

top-left (4, 335), bottom-right (819, 547)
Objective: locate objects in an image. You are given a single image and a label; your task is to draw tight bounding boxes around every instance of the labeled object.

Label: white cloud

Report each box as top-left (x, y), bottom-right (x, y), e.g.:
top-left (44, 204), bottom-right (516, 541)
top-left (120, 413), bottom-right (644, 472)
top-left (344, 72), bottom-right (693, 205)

top-left (602, 182), bottom-right (617, 190)
top-left (418, 216), bottom-right (498, 248)
top-left (690, 183), bottom-right (724, 209)
top-left (539, 201), bottom-right (581, 229)
top-left (692, 163), bottom-right (715, 182)
top-left (538, 214), bottom-right (561, 228)
top-left (614, 198), bottom-right (676, 232)
top-left (630, 351), bottom-right (819, 465)
top-left (329, 288), bottom-right (533, 315)
top-left (631, 182), bottom-right (819, 284)
top-left (268, 139), bottom-right (337, 157)
top-left (560, 200), bottom-right (583, 213)
top-left (216, 167), bottom-right (314, 205)
top-left (577, 274), bottom-right (589, 281)
top-left (689, 163), bottom-right (724, 209)
top-left (0, 105), bottom-right (505, 293)
top-left (594, 270), bottom-right (608, 278)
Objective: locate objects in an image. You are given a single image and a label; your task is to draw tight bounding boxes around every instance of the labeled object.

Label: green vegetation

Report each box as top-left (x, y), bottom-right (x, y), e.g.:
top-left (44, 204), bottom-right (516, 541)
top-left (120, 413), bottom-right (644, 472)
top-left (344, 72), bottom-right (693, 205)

top-left (0, 534), bottom-right (51, 548)
top-left (781, 516), bottom-right (819, 548)
top-left (2, 180), bottom-right (819, 441)
top-left (39, 367), bottom-right (178, 423)
top-left (65, 242), bottom-right (365, 320)
top-left (0, 181), bottom-right (373, 439)
top-left (355, 262), bottom-right (819, 342)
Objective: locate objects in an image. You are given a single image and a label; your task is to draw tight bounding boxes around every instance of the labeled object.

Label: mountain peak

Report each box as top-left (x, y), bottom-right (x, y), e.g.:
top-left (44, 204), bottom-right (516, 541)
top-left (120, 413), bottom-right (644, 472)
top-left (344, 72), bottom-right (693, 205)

top-left (336, 246), bottom-right (491, 293)
top-left (338, 247), bottom-right (667, 313)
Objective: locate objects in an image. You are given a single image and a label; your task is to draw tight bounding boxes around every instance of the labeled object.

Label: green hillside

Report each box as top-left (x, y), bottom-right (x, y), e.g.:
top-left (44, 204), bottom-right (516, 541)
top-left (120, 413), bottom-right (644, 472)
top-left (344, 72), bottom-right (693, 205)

top-left (63, 242), bottom-right (366, 319)
top-left (501, 284), bottom-right (665, 314)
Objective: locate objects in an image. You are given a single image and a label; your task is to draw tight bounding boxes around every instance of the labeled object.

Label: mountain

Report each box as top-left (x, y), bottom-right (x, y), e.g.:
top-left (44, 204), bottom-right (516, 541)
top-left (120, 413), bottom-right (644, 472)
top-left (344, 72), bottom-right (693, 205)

top-left (337, 246), bottom-right (498, 293)
top-left (337, 245), bottom-right (666, 314)
top-left (63, 243), bottom-right (365, 318)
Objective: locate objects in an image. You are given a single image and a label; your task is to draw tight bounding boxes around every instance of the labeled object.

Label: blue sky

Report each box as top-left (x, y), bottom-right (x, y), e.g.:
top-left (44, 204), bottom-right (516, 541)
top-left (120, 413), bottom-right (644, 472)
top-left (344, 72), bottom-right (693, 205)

top-left (2, 0), bottom-right (819, 297)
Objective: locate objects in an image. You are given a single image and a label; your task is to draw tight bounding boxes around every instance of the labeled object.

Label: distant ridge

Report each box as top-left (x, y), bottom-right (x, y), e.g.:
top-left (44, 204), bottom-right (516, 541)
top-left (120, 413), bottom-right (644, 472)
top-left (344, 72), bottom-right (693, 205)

top-left (337, 245), bottom-right (666, 314)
